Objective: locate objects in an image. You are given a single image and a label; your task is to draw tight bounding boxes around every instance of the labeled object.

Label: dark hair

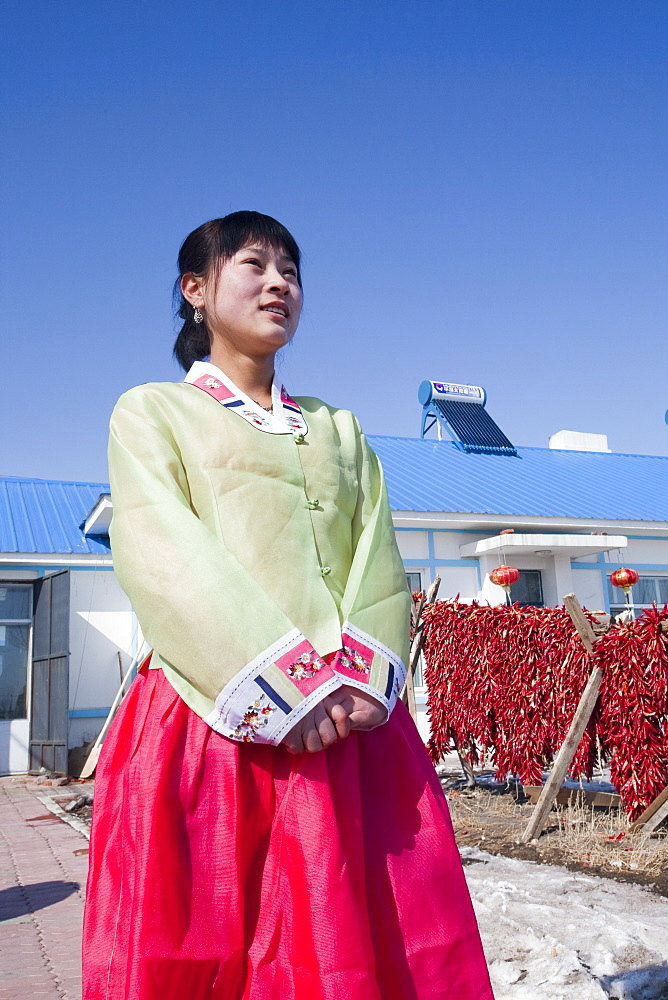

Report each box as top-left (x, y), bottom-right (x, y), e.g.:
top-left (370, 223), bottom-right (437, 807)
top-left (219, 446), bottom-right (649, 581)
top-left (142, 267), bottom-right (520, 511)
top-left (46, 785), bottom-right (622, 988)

top-left (173, 210), bottom-right (302, 371)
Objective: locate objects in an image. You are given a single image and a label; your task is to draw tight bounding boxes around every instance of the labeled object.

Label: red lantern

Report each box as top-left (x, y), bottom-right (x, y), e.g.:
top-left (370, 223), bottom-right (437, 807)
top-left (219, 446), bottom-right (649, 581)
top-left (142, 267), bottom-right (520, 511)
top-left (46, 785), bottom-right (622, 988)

top-left (610, 567), bottom-right (639, 594)
top-left (489, 565), bottom-right (521, 591)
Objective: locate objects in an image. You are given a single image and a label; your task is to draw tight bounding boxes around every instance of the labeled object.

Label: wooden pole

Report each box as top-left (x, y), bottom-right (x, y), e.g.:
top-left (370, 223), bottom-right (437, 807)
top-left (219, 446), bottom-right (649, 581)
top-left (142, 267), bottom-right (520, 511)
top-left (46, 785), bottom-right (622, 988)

top-left (451, 733), bottom-right (477, 790)
top-left (630, 785), bottom-right (668, 835)
top-left (640, 795), bottom-right (668, 836)
top-left (403, 656), bottom-right (418, 720)
top-left (402, 575), bottom-right (441, 723)
top-left (520, 593), bottom-right (601, 843)
top-left (80, 643), bottom-right (148, 779)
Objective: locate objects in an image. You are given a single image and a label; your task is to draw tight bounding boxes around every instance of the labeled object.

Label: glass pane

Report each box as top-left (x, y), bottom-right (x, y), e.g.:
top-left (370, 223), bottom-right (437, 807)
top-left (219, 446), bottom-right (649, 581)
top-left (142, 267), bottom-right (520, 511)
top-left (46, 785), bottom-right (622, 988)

top-left (413, 656), bottom-right (425, 687)
top-left (0, 584), bottom-right (31, 621)
top-left (0, 624), bottom-right (29, 720)
top-left (634, 577), bottom-right (657, 605)
top-left (608, 577), bottom-right (649, 606)
top-left (607, 579), bottom-right (618, 605)
top-left (657, 578), bottom-right (668, 605)
top-left (510, 570), bottom-right (544, 607)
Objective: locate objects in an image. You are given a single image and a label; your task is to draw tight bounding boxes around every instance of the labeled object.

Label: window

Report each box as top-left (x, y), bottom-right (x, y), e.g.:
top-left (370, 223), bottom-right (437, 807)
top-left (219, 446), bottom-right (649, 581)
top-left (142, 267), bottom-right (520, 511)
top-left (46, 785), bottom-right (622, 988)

top-left (0, 584), bottom-right (32, 721)
top-left (607, 575), bottom-right (668, 613)
top-left (509, 570), bottom-right (544, 608)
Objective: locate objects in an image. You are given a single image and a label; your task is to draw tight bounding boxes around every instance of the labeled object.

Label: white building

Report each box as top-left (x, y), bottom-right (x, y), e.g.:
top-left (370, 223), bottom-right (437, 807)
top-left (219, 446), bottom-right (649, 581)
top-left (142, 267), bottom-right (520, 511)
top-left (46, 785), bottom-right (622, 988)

top-left (2, 382), bottom-right (667, 771)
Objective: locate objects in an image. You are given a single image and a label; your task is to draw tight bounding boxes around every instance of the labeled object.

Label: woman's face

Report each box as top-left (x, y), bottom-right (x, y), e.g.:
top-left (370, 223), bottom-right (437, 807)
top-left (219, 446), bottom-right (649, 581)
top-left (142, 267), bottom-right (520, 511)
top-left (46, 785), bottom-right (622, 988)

top-left (186, 242), bottom-right (302, 360)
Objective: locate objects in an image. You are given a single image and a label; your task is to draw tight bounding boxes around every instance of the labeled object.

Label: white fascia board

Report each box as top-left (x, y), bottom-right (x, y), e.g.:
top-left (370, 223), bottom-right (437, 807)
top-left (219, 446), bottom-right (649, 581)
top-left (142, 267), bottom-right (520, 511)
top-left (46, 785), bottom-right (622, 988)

top-left (83, 495), bottom-right (113, 536)
top-left (391, 510), bottom-right (668, 536)
top-left (0, 553), bottom-right (114, 567)
top-left (459, 534), bottom-right (628, 559)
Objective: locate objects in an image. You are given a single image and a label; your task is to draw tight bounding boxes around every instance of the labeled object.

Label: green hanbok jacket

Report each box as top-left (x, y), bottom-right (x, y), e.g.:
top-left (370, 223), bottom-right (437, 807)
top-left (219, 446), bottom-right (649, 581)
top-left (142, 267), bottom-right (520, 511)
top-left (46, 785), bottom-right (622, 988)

top-left (108, 361), bottom-right (411, 745)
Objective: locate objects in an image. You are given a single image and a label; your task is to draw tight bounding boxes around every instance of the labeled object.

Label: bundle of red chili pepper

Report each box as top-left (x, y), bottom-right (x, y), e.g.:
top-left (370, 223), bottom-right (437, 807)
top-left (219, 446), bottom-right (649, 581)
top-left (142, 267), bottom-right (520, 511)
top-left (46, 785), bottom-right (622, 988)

top-left (421, 601), bottom-right (668, 819)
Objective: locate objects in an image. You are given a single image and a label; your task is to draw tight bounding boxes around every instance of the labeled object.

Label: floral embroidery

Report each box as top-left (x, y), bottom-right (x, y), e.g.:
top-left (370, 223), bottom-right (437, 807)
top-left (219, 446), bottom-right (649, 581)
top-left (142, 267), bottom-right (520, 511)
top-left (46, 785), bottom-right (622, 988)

top-left (287, 650), bottom-right (327, 681)
top-left (230, 696), bottom-right (276, 742)
top-left (240, 408), bottom-right (270, 428)
top-left (338, 645), bottom-right (371, 673)
top-left (187, 364), bottom-right (308, 437)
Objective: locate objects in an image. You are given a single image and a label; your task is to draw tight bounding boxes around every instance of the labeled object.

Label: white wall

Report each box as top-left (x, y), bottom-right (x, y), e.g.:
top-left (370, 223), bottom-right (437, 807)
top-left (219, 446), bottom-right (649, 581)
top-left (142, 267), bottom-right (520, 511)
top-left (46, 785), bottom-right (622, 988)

top-left (396, 531), bottom-right (430, 560)
top-left (68, 570), bottom-right (137, 748)
top-left (571, 569), bottom-right (606, 612)
top-left (434, 565), bottom-right (479, 601)
top-left (623, 538), bottom-right (668, 565)
top-left (433, 532), bottom-right (467, 559)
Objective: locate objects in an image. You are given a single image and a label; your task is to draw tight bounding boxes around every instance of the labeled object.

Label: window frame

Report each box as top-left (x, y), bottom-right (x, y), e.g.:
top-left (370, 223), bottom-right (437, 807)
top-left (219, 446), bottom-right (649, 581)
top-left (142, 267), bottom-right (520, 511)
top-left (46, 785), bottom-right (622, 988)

top-left (0, 582), bottom-right (34, 723)
top-left (607, 573), bottom-right (668, 612)
top-left (509, 569), bottom-right (545, 608)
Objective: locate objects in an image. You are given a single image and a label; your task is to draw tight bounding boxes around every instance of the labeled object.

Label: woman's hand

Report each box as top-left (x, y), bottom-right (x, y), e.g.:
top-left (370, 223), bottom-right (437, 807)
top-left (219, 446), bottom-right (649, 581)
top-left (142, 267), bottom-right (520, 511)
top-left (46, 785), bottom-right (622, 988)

top-left (281, 685), bottom-right (388, 753)
top-left (339, 685), bottom-right (388, 731)
top-left (281, 689), bottom-right (352, 754)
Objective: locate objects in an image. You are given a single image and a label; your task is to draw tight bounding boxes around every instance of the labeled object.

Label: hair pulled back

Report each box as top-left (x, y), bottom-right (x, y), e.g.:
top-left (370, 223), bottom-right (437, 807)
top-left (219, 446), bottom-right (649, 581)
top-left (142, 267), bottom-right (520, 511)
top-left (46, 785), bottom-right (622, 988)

top-left (173, 210), bottom-right (302, 371)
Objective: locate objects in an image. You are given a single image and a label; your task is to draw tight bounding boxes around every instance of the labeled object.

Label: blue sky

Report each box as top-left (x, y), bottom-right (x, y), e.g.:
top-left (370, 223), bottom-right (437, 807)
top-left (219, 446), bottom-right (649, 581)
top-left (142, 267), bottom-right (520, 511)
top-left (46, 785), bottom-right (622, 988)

top-left (1, 1), bottom-right (666, 481)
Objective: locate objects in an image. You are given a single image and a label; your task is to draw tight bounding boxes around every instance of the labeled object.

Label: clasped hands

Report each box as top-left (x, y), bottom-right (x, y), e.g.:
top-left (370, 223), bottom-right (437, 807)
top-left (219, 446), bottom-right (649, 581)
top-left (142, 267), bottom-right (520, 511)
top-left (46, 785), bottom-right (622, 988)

top-left (281, 685), bottom-right (387, 755)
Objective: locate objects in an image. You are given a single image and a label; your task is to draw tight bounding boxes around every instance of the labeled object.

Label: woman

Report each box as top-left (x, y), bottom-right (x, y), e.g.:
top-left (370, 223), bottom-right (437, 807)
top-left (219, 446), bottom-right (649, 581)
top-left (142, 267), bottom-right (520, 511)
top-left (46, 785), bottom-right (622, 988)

top-left (82, 211), bottom-right (494, 1000)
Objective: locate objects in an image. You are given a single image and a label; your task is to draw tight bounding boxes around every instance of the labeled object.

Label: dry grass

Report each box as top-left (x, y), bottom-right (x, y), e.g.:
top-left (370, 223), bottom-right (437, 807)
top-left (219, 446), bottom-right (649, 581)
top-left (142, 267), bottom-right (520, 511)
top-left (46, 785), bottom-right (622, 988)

top-left (553, 802), bottom-right (668, 878)
top-left (445, 782), bottom-right (668, 883)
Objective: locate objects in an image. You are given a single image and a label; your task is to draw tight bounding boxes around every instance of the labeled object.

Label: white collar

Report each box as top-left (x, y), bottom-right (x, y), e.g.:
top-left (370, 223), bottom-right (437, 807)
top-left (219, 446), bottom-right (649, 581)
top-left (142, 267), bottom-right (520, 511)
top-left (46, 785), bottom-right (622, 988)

top-left (184, 361), bottom-right (308, 438)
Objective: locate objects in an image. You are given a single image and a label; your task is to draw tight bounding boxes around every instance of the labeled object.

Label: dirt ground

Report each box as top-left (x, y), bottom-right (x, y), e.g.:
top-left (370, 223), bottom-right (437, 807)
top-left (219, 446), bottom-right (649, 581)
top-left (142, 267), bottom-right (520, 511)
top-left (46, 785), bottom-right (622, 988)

top-left (442, 768), bottom-right (668, 897)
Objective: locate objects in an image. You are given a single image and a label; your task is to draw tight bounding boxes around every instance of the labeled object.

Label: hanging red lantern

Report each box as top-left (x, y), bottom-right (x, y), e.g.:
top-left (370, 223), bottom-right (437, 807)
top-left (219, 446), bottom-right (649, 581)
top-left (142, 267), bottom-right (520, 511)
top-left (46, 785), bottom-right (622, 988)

top-left (610, 567), bottom-right (639, 594)
top-left (489, 565), bottom-right (521, 592)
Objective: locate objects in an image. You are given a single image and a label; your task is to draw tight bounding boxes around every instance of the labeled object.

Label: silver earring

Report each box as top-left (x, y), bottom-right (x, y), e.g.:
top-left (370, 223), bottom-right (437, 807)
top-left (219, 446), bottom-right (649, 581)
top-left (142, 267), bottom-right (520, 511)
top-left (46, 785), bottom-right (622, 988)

top-left (193, 307), bottom-right (204, 324)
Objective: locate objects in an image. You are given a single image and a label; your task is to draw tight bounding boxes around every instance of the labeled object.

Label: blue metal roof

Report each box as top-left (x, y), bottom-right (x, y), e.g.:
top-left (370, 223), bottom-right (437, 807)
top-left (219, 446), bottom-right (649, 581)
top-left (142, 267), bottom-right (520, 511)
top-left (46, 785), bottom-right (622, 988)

top-left (2, 438), bottom-right (668, 558)
top-left (0, 477), bottom-right (111, 555)
top-left (367, 437), bottom-right (668, 522)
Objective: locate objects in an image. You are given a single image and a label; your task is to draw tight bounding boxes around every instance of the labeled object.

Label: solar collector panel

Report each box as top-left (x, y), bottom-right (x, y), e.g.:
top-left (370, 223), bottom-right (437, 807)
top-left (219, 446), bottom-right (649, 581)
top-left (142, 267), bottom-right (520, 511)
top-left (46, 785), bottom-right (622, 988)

top-left (434, 399), bottom-right (517, 455)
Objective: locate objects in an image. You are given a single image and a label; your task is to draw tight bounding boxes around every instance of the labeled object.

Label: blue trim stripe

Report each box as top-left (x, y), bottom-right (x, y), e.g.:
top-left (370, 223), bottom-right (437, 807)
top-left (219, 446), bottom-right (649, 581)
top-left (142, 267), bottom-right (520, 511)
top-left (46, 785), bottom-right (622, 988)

top-left (394, 527), bottom-right (490, 535)
top-left (384, 663), bottom-right (395, 700)
top-left (224, 400), bottom-right (244, 408)
top-left (68, 707), bottom-right (111, 719)
top-left (403, 558), bottom-right (476, 567)
top-left (617, 535), bottom-right (668, 541)
top-left (0, 565), bottom-right (114, 574)
top-left (572, 563), bottom-right (668, 571)
top-left (255, 675), bottom-right (293, 715)
top-left (600, 552), bottom-right (611, 613)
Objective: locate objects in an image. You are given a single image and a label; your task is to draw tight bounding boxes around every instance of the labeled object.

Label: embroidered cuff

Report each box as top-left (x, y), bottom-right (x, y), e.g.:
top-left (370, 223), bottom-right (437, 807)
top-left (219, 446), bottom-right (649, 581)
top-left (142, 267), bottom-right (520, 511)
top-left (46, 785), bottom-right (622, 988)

top-left (204, 629), bottom-right (340, 745)
top-left (331, 622), bottom-right (407, 725)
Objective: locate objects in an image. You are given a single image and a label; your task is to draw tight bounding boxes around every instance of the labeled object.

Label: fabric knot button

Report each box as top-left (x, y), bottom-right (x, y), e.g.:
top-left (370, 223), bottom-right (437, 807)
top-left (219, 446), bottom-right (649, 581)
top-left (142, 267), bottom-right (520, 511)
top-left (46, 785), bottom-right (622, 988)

top-left (320, 566), bottom-right (332, 576)
top-left (306, 499), bottom-right (320, 509)
top-left (293, 432), bottom-right (306, 443)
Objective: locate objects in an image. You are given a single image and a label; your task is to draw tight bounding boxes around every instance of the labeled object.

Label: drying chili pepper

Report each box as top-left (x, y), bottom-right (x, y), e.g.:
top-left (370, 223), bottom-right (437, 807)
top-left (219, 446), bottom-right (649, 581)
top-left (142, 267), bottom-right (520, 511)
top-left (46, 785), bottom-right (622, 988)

top-left (422, 601), bottom-right (668, 819)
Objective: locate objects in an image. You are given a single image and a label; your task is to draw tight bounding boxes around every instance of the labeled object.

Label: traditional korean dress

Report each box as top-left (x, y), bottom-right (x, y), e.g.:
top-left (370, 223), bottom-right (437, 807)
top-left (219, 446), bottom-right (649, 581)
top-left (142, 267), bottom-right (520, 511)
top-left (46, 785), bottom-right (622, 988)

top-left (82, 362), bottom-right (494, 1000)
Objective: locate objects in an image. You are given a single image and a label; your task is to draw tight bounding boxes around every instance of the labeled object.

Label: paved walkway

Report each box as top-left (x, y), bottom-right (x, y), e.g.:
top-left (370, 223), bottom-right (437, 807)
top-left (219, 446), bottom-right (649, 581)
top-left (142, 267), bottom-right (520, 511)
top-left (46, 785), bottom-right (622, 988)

top-left (0, 777), bottom-right (89, 1000)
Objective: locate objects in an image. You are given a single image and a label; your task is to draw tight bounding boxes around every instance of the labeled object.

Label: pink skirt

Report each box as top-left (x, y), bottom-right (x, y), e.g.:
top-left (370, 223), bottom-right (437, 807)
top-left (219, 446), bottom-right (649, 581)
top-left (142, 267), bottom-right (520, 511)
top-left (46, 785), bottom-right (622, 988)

top-left (82, 664), bottom-right (493, 999)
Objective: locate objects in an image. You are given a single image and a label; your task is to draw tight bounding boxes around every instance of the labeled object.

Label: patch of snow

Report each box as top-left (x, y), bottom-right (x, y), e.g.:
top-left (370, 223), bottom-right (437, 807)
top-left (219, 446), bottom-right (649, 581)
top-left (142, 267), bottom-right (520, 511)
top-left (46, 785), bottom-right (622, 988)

top-left (462, 848), bottom-right (668, 999)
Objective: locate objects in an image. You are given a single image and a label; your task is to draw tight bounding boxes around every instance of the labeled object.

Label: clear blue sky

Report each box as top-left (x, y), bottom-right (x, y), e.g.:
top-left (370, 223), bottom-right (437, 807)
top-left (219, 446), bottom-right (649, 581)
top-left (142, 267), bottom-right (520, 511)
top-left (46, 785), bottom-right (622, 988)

top-left (2, 1), bottom-right (666, 482)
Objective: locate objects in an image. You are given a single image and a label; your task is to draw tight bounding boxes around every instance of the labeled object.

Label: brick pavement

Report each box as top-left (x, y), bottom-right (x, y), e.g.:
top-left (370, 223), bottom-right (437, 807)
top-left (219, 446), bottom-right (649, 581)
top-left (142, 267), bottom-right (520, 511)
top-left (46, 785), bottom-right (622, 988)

top-left (0, 777), bottom-right (89, 1000)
